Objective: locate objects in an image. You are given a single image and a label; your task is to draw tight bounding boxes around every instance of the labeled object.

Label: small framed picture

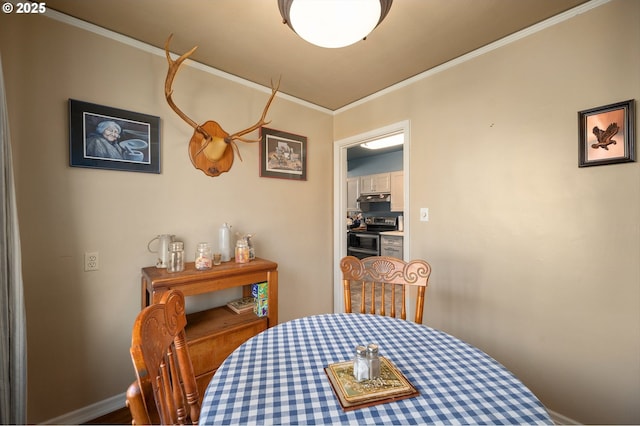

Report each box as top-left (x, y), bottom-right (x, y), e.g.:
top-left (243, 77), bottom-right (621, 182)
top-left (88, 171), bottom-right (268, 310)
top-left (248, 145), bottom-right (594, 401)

top-left (260, 127), bottom-right (307, 180)
top-left (69, 99), bottom-right (161, 173)
top-left (578, 99), bottom-right (635, 167)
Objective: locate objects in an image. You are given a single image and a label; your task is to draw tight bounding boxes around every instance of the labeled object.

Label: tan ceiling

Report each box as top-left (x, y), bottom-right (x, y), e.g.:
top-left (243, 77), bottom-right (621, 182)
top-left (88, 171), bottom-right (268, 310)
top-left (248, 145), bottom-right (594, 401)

top-left (45, 0), bottom-right (589, 111)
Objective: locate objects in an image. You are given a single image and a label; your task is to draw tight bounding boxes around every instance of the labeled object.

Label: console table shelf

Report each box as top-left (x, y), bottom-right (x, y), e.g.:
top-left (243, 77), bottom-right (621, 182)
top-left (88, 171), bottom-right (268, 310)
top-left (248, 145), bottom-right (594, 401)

top-left (141, 257), bottom-right (278, 399)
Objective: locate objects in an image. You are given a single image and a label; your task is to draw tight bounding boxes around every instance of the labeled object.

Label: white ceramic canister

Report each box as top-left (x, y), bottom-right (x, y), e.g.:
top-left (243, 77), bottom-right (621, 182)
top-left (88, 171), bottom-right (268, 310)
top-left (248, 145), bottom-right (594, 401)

top-left (219, 223), bottom-right (232, 262)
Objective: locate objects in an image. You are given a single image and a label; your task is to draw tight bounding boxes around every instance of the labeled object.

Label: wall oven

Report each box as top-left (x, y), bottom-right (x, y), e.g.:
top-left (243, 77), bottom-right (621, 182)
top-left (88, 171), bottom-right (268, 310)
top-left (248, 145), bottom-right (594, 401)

top-left (347, 232), bottom-right (380, 259)
top-left (346, 216), bottom-right (397, 259)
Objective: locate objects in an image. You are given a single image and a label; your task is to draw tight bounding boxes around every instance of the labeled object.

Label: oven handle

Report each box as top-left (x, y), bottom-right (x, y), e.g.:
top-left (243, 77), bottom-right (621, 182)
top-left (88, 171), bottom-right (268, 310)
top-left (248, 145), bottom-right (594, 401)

top-left (353, 233), bottom-right (379, 239)
top-left (348, 247), bottom-right (378, 255)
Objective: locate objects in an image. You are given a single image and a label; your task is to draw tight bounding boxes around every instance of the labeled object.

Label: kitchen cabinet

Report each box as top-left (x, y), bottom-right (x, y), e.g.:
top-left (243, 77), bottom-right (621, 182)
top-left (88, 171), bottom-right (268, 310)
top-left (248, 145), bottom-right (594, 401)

top-left (347, 177), bottom-right (360, 211)
top-left (141, 258), bottom-right (278, 401)
top-left (360, 173), bottom-right (391, 194)
top-left (390, 171), bottom-right (404, 212)
top-left (381, 234), bottom-right (403, 259)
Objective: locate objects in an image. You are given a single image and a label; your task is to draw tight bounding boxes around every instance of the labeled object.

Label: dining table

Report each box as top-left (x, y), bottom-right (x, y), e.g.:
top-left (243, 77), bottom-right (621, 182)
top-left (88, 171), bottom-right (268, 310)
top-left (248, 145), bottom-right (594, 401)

top-left (199, 313), bottom-right (552, 425)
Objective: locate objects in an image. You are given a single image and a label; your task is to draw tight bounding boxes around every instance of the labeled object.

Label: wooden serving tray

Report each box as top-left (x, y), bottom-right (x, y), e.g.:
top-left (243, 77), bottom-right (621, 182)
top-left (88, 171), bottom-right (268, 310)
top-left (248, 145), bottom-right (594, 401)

top-left (324, 357), bottom-right (419, 411)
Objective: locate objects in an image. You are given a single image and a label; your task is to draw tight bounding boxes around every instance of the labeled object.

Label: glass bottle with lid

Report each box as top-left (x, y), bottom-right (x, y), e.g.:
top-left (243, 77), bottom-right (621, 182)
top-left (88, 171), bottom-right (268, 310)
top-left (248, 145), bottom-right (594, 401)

top-left (246, 234), bottom-right (255, 260)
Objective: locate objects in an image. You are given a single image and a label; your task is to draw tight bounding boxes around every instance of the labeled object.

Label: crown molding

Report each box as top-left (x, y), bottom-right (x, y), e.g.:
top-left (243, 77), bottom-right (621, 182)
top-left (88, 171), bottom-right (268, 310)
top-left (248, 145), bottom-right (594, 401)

top-left (335, 0), bottom-right (611, 114)
top-left (36, 5), bottom-right (333, 115)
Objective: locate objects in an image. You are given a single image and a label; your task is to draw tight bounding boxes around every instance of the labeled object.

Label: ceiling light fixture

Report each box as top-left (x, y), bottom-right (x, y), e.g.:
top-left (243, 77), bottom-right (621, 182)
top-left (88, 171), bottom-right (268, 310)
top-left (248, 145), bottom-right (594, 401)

top-left (278, 0), bottom-right (393, 49)
top-left (361, 133), bottom-right (404, 150)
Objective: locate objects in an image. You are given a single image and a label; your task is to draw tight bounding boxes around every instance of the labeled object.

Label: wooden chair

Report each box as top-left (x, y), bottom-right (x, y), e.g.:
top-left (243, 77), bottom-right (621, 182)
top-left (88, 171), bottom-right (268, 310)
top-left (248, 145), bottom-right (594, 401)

top-left (126, 289), bottom-right (200, 425)
top-left (340, 256), bottom-right (432, 324)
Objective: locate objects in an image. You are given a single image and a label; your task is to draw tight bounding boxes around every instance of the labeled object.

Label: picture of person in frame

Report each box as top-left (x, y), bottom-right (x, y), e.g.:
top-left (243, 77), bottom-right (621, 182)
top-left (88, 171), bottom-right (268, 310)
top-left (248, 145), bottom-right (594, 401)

top-left (84, 118), bottom-right (149, 163)
top-left (86, 120), bottom-right (125, 159)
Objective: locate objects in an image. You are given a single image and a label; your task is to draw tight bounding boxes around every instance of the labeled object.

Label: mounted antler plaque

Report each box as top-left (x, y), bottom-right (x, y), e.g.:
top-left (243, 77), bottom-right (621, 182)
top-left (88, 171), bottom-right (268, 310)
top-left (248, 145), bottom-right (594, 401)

top-left (164, 34), bottom-right (279, 176)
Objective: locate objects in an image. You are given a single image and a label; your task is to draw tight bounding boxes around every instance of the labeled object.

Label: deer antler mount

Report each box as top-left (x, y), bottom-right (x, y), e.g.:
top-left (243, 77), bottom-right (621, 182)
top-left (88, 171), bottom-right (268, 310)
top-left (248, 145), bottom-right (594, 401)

top-left (164, 34), bottom-right (279, 177)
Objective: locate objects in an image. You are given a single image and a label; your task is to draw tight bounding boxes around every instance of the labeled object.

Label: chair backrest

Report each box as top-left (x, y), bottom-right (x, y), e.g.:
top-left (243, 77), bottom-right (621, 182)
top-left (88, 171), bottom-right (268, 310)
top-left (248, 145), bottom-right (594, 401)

top-left (340, 256), bottom-right (432, 324)
top-left (126, 289), bottom-right (200, 425)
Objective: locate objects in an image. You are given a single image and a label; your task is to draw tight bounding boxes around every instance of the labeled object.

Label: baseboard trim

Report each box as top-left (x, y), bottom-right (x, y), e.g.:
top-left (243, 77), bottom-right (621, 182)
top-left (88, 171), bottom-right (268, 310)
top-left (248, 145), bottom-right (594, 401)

top-left (42, 393), bottom-right (579, 425)
top-left (548, 408), bottom-right (579, 425)
top-left (43, 392), bottom-right (126, 425)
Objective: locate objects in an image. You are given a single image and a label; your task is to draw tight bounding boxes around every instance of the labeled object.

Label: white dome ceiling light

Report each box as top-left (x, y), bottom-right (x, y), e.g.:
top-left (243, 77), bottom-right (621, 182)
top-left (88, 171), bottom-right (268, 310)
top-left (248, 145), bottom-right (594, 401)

top-left (278, 0), bottom-right (393, 48)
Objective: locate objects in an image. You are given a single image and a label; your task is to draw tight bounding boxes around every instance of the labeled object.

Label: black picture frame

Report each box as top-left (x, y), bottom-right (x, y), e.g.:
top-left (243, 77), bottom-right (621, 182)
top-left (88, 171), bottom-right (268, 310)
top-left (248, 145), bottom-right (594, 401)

top-left (69, 99), bottom-right (160, 173)
top-left (260, 127), bottom-right (307, 180)
top-left (578, 99), bottom-right (635, 167)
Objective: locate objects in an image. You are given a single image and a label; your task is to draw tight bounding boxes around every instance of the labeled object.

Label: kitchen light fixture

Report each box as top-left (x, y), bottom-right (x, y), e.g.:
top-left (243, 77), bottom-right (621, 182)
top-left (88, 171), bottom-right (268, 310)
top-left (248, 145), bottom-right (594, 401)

top-left (361, 133), bottom-right (404, 150)
top-left (278, 0), bottom-right (393, 49)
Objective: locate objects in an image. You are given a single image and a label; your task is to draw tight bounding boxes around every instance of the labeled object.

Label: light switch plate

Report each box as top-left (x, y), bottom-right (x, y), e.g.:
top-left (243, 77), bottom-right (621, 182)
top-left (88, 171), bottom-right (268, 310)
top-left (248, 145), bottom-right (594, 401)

top-left (420, 208), bottom-right (429, 222)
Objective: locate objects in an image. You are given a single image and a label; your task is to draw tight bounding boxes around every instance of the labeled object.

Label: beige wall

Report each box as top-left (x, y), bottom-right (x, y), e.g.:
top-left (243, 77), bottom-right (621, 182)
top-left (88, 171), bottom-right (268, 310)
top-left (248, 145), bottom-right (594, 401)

top-left (335, 1), bottom-right (639, 424)
top-left (1, 0), bottom-right (639, 424)
top-left (0, 12), bottom-right (334, 423)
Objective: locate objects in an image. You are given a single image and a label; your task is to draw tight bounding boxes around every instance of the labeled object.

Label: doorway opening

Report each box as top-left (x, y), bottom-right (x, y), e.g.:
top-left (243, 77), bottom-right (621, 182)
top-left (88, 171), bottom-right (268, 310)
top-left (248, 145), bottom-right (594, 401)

top-left (332, 120), bottom-right (410, 313)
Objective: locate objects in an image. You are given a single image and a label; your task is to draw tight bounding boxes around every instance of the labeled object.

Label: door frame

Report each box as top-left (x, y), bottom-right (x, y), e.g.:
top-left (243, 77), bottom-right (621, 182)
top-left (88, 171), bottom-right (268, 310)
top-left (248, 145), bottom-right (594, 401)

top-left (332, 120), bottom-right (411, 313)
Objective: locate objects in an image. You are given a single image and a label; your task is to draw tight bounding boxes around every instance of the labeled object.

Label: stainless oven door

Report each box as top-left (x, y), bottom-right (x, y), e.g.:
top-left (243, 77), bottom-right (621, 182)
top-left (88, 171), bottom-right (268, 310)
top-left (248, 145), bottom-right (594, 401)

top-left (347, 232), bottom-right (380, 259)
top-left (347, 247), bottom-right (378, 259)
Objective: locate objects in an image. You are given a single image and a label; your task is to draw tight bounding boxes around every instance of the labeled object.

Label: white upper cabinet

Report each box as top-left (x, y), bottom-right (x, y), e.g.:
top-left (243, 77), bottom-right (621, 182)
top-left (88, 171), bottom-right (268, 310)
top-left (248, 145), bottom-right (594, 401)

top-left (360, 173), bottom-right (391, 194)
top-left (390, 171), bottom-right (404, 212)
top-left (347, 177), bottom-right (360, 211)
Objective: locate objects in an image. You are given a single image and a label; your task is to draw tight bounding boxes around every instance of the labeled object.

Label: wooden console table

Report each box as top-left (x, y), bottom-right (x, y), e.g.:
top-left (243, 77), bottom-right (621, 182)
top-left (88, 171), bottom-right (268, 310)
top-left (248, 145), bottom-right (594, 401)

top-left (140, 257), bottom-right (278, 398)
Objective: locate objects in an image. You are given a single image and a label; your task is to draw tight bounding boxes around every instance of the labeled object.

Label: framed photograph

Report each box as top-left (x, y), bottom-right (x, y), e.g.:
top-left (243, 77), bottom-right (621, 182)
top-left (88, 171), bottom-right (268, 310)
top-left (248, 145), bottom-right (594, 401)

top-left (69, 99), bottom-right (160, 173)
top-left (578, 99), bottom-right (635, 167)
top-left (260, 127), bottom-right (307, 180)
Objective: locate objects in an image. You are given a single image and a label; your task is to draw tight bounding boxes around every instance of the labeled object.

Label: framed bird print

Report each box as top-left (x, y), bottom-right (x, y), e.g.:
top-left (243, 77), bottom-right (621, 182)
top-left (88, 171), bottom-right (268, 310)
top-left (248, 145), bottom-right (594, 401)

top-left (578, 99), bottom-right (635, 167)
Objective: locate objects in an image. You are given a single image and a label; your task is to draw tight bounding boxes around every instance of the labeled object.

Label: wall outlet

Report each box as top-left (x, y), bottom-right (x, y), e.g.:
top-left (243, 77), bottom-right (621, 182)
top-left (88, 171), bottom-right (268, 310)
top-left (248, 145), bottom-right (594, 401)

top-left (84, 252), bottom-right (99, 271)
top-left (420, 207), bottom-right (429, 222)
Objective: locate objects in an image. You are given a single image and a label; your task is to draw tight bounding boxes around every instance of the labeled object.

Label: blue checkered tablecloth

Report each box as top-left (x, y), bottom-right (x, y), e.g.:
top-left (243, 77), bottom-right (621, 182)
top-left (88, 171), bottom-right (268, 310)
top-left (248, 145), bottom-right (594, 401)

top-left (199, 313), bottom-right (551, 425)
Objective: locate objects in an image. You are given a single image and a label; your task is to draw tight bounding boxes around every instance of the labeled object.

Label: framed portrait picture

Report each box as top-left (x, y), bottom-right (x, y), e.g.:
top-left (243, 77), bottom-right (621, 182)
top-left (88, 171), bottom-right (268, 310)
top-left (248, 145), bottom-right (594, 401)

top-left (578, 99), bottom-right (635, 167)
top-left (69, 99), bottom-right (161, 173)
top-left (260, 127), bottom-right (307, 180)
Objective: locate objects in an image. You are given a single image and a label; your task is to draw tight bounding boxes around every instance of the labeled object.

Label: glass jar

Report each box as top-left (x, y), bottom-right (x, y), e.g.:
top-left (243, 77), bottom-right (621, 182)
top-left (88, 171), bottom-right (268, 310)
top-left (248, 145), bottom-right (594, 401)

top-left (167, 241), bottom-right (185, 273)
top-left (195, 242), bottom-right (212, 270)
top-left (235, 239), bottom-right (250, 263)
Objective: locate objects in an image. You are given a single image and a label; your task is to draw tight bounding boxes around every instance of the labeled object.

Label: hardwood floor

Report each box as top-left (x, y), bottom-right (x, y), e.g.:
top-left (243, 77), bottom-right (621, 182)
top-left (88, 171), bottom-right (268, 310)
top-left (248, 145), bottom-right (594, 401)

top-left (84, 406), bottom-right (131, 425)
